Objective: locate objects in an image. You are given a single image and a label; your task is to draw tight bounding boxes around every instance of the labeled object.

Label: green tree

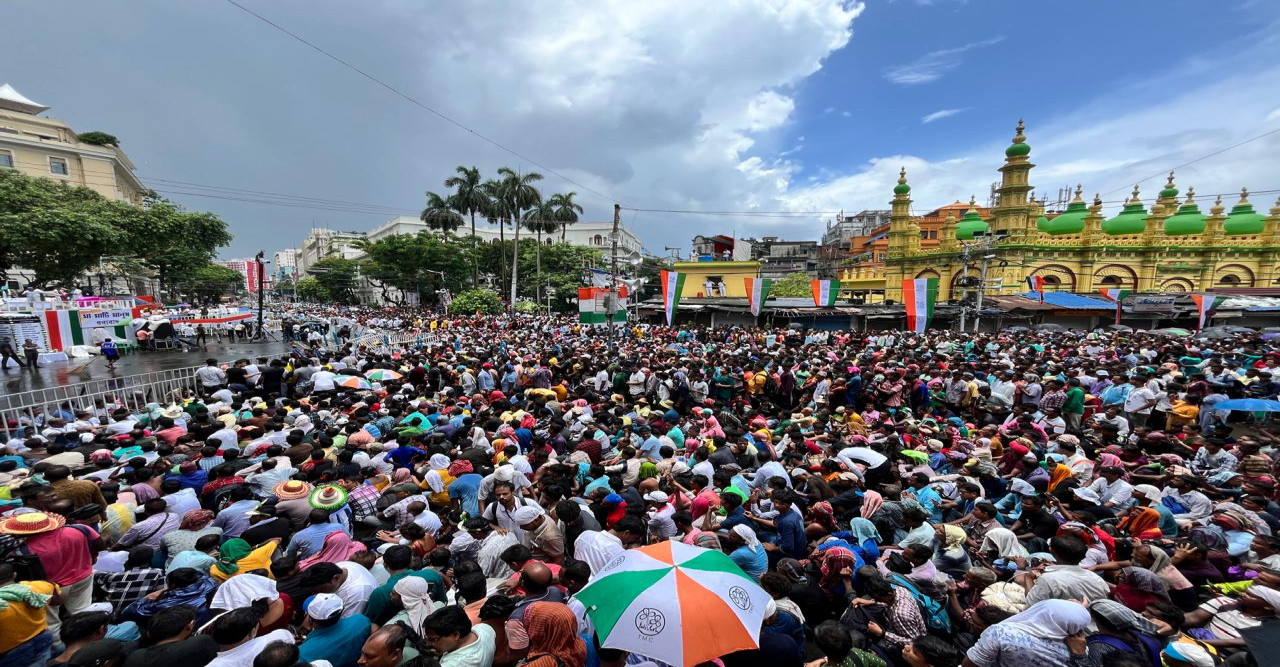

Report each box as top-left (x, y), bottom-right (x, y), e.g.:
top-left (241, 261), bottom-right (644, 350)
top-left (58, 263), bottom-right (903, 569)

top-left (450, 288), bottom-right (503, 315)
top-left (358, 232), bottom-right (470, 305)
top-left (481, 177), bottom-right (510, 293)
top-left (443, 166), bottom-right (489, 286)
top-left (420, 191), bottom-right (464, 232)
top-left (547, 192), bottom-right (584, 241)
top-left (126, 196), bottom-right (232, 298)
top-left (294, 277), bottom-right (326, 302)
top-left (75, 131), bottom-right (120, 146)
top-left (495, 167), bottom-right (543, 307)
top-left (178, 262), bottom-right (244, 303)
top-left (770, 272), bottom-right (813, 297)
top-left (309, 257), bottom-right (360, 304)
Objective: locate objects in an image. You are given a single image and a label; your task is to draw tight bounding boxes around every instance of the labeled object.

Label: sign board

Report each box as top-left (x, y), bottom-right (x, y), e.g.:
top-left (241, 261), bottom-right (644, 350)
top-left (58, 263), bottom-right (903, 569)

top-left (79, 308), bottom-right (136, 329)
top-left (1130, 296), bottom-right (1178, 313)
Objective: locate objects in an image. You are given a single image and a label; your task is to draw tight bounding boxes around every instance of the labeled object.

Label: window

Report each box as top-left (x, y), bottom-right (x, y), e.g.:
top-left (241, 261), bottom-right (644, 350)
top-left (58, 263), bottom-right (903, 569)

top-left (49, 157), bottom-right (69, 175)
top-left (593, 234), bottom-right (603, 245)
top-left (0, 151), bottom-right (12, 169)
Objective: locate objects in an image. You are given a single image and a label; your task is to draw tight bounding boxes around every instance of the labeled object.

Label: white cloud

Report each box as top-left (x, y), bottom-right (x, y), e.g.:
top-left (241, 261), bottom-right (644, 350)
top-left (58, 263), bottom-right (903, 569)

top-left (921, 108), bottom-right (967, 123)
top-left (1266, 106), bottom-right (1280, 122)
top-left (841, 110), bottom-right (852, 117)
top-left (884, 37), bottom-right (1003, 85)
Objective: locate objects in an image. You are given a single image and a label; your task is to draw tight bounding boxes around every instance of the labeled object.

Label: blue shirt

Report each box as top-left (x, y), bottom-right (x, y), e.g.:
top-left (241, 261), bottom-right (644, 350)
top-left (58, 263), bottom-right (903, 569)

top-left (286, 523), bottom-right (344, 560)
top-left (775, 510), bottom-right (808, 559)
top-left (448, 473), bottom-right (483, 517)
top-left (298, 614), bottom-right (371, 667)
top-left (387, 446), bottom-right (424, 469)
top-left (913, 485), bottom-right (945, 524)
top-left (730, 545), bottom-right (768, 581)
top-left (639, 436), bottom-right (663, 461)
top-left (210, 499), bottom-right (260, 538)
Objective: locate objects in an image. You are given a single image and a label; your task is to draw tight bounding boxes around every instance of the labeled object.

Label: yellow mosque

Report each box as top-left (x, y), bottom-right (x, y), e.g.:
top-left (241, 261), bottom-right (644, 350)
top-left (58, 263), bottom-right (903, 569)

top-left (839, 120), bottom-right (1280, 303)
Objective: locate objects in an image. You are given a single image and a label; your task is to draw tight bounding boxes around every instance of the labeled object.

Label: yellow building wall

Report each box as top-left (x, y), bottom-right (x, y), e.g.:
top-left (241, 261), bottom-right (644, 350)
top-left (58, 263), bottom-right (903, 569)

top-left (671, 261), bottom-right (761, 298)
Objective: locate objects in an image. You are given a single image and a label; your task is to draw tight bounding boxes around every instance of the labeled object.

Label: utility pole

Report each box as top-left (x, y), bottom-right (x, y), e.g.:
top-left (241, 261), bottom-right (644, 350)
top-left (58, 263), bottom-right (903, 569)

top-left (255, 251), bottom-right (265, 340)
top-left (972, 252), bottom-right (992, 332)
top-left (957, 245), bottom-right (971, 332)
top-left (607, 203), bottom-right (620, 341)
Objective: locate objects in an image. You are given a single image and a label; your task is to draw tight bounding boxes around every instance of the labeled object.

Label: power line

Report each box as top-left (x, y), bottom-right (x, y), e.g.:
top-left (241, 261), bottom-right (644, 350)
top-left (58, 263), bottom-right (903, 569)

top-left (1102, 126), bottom-right (1280, 196)
top-left (221, 0), bottom-right (617, 205)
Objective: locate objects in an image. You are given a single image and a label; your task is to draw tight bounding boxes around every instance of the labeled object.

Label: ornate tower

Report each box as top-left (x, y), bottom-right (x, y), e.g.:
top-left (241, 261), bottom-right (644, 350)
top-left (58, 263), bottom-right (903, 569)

top-left (992, 119), bottom-right (1035, 242)
top-left (1078, 193), bottom-right (1104, 292)
top-left (886, 167), bottom-right (914, 260)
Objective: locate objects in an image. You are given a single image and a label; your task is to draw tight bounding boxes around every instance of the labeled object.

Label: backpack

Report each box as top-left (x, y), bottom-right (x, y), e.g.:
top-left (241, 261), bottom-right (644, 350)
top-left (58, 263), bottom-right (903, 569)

top-left (887, 573), bottom-right (952, 634)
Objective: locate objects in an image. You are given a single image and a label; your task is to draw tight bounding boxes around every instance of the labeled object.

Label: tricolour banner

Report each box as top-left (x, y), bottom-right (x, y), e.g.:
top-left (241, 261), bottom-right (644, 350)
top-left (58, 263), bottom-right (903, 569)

top-left (1189, 293), bottom-right (1224, 330)
top-left (744, 277), bottom-right (772, 317)
top-left (1025, 275), bottom-right (1045, 302)
top-left (902, 278), bottom-right (939, 333)
top-left (810, 280), bottom-right (840, 307)
top-left (1097, 289), bottom-right (1132, 325)
top-left (43, 309), bottom-right (131, 351)
top-left (660, 270), bottom-right (685, 326)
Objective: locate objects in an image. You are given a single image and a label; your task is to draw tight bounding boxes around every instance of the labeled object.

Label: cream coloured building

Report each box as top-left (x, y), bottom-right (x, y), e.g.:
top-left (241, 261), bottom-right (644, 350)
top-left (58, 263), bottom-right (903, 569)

top-left (0, 84), bottom-right (144, 205)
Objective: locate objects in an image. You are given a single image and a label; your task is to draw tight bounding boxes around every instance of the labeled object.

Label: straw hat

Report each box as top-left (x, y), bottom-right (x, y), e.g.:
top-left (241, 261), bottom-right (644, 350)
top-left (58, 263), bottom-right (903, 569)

top-left (0, 511), bottom-right (66, 535)
top-left (309, 485), bottom-right (348, 510)
top-left (273, 480), bottom-right (313, 501)
top-left (160, 405), bottom-right (185, 420)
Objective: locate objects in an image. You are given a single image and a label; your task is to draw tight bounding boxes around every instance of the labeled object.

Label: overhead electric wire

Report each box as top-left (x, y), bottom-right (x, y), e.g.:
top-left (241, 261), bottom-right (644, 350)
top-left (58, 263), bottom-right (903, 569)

top-left (1102, 126), bottom-right (1280, 196)
top-left (221, 0), bottom-right (617, 205)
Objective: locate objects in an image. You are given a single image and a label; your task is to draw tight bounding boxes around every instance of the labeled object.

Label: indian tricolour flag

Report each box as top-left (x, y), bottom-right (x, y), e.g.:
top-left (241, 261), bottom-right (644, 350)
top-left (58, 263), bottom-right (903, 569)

top-left (1098, 288), bottom-right (1132, 324)
top-left (810, 280), bottom-right (840, 307)
top-left (660, 270), bottom-right (685, 326)
top-left (902, 278), bottom-right (939, 333)
top-left (744, 277), bottom-right (772, 317)
top-left (1190, 293), bottom-right (1224, 330)
top-left (43, 309), bottom-right (132, 351)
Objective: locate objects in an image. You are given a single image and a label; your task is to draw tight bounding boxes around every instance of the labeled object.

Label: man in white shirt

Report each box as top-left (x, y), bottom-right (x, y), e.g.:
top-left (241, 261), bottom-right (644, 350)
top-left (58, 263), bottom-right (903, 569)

top-left (1123, 376), bottom-right (1158, 427)
top-left (311, 367), bottom-right (337, 392)
top-left (196, 359), bottom-right (227, 391)
top-left (1084, 466), bottom-right (1134, 509)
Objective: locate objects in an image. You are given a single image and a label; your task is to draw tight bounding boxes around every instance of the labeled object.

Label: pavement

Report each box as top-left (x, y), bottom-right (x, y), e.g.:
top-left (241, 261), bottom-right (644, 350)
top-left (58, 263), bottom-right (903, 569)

top-left (0, 339), bottom-right (297, 394)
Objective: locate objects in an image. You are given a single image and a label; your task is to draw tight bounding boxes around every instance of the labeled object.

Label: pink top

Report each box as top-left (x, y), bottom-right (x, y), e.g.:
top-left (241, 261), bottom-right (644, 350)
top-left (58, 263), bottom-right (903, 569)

top-left (28, 524), bottom-right (98, 586)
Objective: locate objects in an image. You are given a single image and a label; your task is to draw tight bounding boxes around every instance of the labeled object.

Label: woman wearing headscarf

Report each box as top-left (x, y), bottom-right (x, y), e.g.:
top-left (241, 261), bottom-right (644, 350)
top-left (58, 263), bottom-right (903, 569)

top-left (209, 537), bottom-right (279, 582)
top-left (993, 478), bottom-right (1035, 522)
top-left (1046, 456), bottom-right (1074, 493)
top-left (521, 602), bottom-right (587, 667)
top-left (932, 524), bottom-right (971, 579)
top-left (1118, 505), bottom-right (1165, 540)
top-left (979, 527), bottom-right (1029, 560)
top-left (846, 517), bottom-right (882, 561)
top-left (860, 489), bottom-right (884, 519)
top-left (299, 531), bottom-right (367, 569)
top-left (210, 572), bottom-right (292, 633)
top-left (728, 524), bottom-right (767, 581)
top-left (1086, 599), bottom-right (1166, 667)
top-left (817, 546), bottom-right (858, 600)
top-left (1210, 511), bottom-right (1256, 558)
top-left (160, 509), bottom-right (222, 567)
top-left (965, 599), bottom-right (1092, 667)
top-left (1133, 544), bottom-right (1196, 611)
top-left (420, 453), bottom-right (454, 507)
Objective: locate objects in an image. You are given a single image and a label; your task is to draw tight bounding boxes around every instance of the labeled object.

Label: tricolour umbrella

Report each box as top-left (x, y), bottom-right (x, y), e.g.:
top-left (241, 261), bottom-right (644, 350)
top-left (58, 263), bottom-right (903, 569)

top-left (1212, 399), bottom-right (1280, 412)
top-left (335, 375), bottom-right (371, 390)
top-left (575, 540), bottom-right (770, 667)
top-left (363, 369), bottom-right (402, 381)
top-left (1149, 328), bottom-right (1193, 337)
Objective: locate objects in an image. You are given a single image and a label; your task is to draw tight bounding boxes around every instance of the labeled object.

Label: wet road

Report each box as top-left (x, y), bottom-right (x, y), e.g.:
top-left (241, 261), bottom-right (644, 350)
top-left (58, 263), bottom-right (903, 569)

top-left (0, 339), bottom-right (297, 393)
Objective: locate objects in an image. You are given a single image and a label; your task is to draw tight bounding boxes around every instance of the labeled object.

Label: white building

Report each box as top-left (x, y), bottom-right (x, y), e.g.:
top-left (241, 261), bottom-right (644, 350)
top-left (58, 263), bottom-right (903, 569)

top-left (298, 229), bottom-right (367, 275)
top-left (365, 216), bottom-right (643, 255)
top-left (272, 249), bottom-right (300, 280)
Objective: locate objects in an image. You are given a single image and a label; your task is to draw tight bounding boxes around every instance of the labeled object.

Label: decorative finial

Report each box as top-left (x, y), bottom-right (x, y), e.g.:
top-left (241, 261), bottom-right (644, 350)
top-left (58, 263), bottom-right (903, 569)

top-left (1013, 119), bottom-right (1026, 143)
top-left (898, 167), bottom-right (907, 184)
top-left (1093, 193), bottom-right (1102, 208)
top-left (1272, 195), bottom-right (1280, 216)
top-left (1166, 172), bottom-right (1175, 188)
top-left (1183, 187), bottom-right (1195, 205)
top-left (1129, 184), bottom-right (1141, 203)
top-left (1211, 195), bottom-right (1225, 216)
top-left (1240, 187), bottom-right (1251, 205)
top-left (968, 195), bottom-right (977, 207)
top-left (1073, 184), bottom-right (1084, 201)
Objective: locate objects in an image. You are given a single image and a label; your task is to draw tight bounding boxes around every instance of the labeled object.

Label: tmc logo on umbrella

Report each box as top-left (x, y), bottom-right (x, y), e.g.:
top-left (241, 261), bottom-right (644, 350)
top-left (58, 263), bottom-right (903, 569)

top-left (635, 608), bottom-right (666, 637)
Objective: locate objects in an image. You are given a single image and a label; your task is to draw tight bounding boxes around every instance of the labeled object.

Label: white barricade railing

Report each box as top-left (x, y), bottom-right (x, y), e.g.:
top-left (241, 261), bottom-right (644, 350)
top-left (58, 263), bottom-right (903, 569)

top-left (1, 365), bottom-right (205, 439)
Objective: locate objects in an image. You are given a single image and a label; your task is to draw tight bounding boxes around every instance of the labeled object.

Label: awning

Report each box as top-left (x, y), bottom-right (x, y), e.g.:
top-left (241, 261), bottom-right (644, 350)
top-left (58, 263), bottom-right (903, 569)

top-left (984, 295), bottom-right (1057, 312)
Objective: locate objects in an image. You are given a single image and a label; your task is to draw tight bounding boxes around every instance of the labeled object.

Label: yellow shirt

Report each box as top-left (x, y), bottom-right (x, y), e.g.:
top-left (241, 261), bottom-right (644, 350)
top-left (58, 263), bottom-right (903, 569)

top-left (210, 542), bottom-right (279, 583)
top-left (0, 580), bottom-right (57, 652)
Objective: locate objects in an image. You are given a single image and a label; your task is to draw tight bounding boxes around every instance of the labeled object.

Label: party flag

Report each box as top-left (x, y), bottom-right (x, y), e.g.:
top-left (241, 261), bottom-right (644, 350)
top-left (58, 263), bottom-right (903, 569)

top-left (902, 278), bottom-right (939, 333)
top-left (810, 280), bottom-right (841, 307)
top-left (743, 277), bottom-right (772, 317)
top-left (661, 270), bottom-right (686, 326)
top-left (1025, 275), bottom-right (1046, 301)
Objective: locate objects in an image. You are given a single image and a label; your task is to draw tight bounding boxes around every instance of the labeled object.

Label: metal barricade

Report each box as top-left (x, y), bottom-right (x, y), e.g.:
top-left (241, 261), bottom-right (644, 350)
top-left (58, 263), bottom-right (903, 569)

top-left (1, 365), bottom-right (205, 439)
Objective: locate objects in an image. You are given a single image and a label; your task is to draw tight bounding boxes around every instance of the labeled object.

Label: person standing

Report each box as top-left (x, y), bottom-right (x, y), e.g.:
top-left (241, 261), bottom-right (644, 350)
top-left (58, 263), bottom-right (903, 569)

top-left (99, 338), bottom-right (119, 370)
top-left (0, 337), bottom-right (24, 369)
top-left (21, 339), bottom-right (39, 369)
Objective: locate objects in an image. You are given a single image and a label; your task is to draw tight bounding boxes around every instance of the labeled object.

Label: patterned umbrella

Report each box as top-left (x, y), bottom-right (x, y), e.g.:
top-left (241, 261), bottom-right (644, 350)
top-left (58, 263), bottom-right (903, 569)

top-left (575, 540), bottom-right (769, 667)
top-left (335, 375), bottom-right (371, 390)
top-left (363, 369), bottom-right (402, 381)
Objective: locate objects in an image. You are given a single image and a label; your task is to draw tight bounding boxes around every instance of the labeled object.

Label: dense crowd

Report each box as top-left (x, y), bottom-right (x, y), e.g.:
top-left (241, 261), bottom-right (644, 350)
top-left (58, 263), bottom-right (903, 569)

top-left (2, 313), bottom-right (1280, 667)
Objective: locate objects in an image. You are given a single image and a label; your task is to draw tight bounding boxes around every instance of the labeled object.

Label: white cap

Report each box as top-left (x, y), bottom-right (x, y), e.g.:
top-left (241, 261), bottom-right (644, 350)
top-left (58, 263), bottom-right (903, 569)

top-left (644, 491), bottom-right (669, 503)
top-left (306, 592), bottom-right (344, 620)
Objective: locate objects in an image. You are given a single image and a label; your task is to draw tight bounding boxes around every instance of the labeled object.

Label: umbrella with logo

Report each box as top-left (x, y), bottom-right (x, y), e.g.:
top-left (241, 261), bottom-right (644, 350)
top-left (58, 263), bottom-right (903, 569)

top-left (335, 375), bottom-right (371, 390)
top-left (363, 369), bottom-right (402, 381)
top-left (575, 540), bottom-right (770, 667)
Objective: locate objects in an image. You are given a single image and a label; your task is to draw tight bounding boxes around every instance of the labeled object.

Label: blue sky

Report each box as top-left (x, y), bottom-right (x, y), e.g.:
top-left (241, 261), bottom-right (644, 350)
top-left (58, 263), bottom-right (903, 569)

top-left (5, 0), bottom-right (1279, 258)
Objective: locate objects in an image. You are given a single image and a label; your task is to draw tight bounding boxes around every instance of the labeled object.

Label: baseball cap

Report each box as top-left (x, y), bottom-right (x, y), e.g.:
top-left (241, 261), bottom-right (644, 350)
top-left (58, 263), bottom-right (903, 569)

top-left (306, 592), bottom-right (345, 620)
top-left (643, 491), bottom-right (669, 503)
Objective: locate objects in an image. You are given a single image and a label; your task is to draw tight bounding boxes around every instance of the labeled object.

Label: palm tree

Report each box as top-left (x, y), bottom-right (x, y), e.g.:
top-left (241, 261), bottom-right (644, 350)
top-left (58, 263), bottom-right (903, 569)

top-left (481, 178), bottom-right (510, 292)
top-left (496, 167), bottom-right (543, 307)
top-left (420, 191), bottom-right (464, 233)
top-left (444, 166), bottom-right (488, 286)
top-left (523, 202), bottom-right (559, 297)
top-left (548, 191), bottom-right (584, 242)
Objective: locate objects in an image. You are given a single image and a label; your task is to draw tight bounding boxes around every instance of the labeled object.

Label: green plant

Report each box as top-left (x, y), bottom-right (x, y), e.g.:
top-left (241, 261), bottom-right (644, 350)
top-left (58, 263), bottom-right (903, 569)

top-left (450, 288), bottom-right (504, 314)
top-left (75, 131), bottom-right (120, 146)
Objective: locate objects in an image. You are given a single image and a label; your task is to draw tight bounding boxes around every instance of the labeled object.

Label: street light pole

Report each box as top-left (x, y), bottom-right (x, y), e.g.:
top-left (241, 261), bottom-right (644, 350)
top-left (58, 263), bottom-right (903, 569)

top-left (608, 203), bottom-right (620, 342)
top-left (255, 251), bottom-right (265, 339)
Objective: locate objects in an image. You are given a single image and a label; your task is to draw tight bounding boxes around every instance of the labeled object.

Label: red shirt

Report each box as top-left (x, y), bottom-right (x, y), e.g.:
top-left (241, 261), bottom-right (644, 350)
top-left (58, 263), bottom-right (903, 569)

top-left (27, 524), bottom-right (98, 586)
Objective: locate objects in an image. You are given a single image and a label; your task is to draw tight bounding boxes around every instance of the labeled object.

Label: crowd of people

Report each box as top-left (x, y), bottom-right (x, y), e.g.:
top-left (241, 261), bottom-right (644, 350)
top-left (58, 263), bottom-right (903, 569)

top-left (1, 312), bottom-right (1279, 667)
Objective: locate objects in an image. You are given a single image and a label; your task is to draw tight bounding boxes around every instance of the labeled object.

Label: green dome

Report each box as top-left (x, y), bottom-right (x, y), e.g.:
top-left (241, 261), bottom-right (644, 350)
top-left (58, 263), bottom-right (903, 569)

top-left (955, 210), bottom-right (989, 240)
top-left (1225, 203), bottom-right (1265, 235)
top-left (1102, 201), bottom-right (1148, 235)
top-left (1038, 200), bottom-right (1088, 235)
top-left (1005, 142), bottom-right (1031, 157)
top-left (1164, 201), bottom-right (1205, 236)
top-left (893, 182), bottom-right (911, 195)
top-left (1159, 186), bottom-right (1179, 199)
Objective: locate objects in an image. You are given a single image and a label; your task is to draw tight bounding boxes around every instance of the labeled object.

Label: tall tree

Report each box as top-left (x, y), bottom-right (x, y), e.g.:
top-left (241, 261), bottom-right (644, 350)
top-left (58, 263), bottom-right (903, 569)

top-left (420, 191), bottom-right (464, 232)
top-left (548, 191), bottom-right (584, 241)
top-left (309, 257), bottom-right (360, 304)
top-left (443, 166), bottom-right (489, 286)
top-left (481, 178), bottom-right (509, 294)
top-left (496, 167), bottom-right (543, 307)
top-left (523, 202), bottom-right (559, 295)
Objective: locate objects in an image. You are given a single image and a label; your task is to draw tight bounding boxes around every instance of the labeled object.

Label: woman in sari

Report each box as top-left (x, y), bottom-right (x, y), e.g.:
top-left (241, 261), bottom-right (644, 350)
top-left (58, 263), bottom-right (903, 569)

top-left (1046, 457), bottom-right (1075, 493)
top-left (1118, 505), bottom-right (1165, 539)
top-left (210, 572), bottom-right (292, 633)
top-left (521, 602), bottom-right (587, 667)
top-left (1110, 566), bottom-right (1171, 613)
top-left (210, 537), bottom-right (279, 582)
top-left (300, 531), bottom-right (367, 569)
top-left (1134, 544), bottom-right (1197, 610)
top-left (933, 524), bottom-right (972, 579)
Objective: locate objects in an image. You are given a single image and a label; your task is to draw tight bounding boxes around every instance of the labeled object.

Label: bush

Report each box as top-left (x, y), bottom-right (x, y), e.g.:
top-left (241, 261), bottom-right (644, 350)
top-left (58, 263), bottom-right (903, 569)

top-left (76, 131), bottom-right (120, 146)
top-left (450, 288), bottom-right (504, 314)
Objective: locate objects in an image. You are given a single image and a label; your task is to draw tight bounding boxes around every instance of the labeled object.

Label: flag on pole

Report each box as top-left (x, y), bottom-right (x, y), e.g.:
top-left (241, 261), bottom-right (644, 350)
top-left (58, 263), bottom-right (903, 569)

top-left (810, 280), bottom-right (841, 307)
top-left (1189, 293), bottom-right (1223, 330)
top-left (1025, 275), bottom-right (1046, 301)
top-left (902, 278), bottom-right (939, 333)
top-left (660, 270), bottom-right (685, 326)
top-left (743, 277), bottom-right (772, 317)
top-left (1097, 288), bottom-right (1132, 325)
